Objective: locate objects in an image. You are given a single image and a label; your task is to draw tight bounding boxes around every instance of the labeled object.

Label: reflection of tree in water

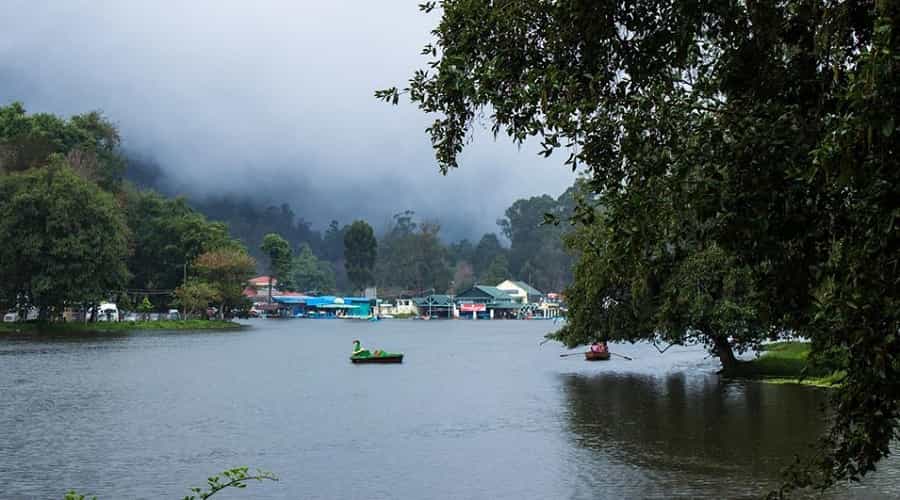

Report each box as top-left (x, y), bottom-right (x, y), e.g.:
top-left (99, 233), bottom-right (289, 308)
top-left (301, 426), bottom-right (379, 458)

top-left (561, 372), bottom-right (830, 494)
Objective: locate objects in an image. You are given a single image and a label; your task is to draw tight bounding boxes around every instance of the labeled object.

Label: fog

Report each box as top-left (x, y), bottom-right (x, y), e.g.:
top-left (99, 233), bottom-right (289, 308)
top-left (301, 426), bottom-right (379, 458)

top-left (0, 1), bottom-right (575, 240)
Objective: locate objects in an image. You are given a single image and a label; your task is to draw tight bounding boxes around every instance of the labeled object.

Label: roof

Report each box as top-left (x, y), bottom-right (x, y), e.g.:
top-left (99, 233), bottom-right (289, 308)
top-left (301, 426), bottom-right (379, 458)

top-left (456, 286), bottom-right (515, 301)
top-left (514, 281), bottom-right (544, 297)
top-left (475, 286), bottom-right (514, 300)
top-left (414, 294), bottom-right (454, 307)
top-left (248, 275), bottom-right (276, 286)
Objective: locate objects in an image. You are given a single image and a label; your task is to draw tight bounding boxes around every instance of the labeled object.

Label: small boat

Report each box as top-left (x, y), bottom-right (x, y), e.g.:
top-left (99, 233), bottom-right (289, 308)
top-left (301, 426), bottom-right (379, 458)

top-left (584, 351), bottom-right (611, 361)
top-left (350, 353), bottom-right (404, 364)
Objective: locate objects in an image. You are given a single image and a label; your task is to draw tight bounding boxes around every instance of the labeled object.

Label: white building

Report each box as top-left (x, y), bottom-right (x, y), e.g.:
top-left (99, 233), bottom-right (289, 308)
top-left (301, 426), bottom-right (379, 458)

top-left (496, 280), bottom-right (544, 305)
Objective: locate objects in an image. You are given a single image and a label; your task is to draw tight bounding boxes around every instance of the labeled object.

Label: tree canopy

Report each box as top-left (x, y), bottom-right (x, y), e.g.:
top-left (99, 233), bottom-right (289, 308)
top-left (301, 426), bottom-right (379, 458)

top-left (343, 220), bottom-right (377, 291)
top-left (384, 0), bottom-right (899, 492)
top-left (0, 160), bottom-right (129, 317)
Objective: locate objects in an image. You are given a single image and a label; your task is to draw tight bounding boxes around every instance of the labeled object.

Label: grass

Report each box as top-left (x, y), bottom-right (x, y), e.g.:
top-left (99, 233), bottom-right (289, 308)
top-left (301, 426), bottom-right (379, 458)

top-left (728, 341), bottom-right (844, 388)
top-left (0, 319), bottom-right (243, 333)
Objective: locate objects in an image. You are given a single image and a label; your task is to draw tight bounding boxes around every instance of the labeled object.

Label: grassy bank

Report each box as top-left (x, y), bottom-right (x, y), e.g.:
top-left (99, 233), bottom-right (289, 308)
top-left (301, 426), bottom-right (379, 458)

top-left (0, 319), bottom-right (243, 333)
top-left (730, 341), bottom-right (844, 387)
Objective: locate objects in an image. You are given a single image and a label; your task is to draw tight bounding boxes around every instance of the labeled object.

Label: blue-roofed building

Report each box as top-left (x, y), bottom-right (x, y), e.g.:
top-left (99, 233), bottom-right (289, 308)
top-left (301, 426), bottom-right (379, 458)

top-left (272, 295), bottom-right (375, 318)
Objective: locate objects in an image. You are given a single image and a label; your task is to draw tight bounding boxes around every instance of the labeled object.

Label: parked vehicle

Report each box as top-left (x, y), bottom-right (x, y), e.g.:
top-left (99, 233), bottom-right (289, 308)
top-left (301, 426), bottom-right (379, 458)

top-left (3, 311), bottom-right (17, 323)
top-left (166, 309), bottom-right (181, 320)
top-left (93, 303), bottom-right (119, 322)
top-left (123, 312), bottom-right (141, 322)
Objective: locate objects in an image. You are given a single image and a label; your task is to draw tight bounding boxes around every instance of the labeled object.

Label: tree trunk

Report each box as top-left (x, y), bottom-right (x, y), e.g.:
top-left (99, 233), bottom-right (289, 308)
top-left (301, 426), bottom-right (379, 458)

top-left (712, 334), bottom-right (738, 373)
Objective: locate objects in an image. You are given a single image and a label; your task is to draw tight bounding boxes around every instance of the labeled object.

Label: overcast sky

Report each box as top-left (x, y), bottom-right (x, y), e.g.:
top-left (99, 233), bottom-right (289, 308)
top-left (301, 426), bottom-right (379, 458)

top-left (0, 0), bottom-right (575, 241)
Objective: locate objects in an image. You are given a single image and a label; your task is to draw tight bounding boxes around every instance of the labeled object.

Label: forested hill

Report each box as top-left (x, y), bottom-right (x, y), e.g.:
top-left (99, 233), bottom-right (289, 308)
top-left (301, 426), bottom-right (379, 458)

top-left (125, 149), bottom-right (580, 295)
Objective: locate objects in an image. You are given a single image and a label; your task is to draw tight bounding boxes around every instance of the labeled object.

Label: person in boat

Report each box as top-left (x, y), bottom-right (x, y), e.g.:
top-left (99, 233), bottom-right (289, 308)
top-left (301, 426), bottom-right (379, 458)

top-left (590, 341), bottom-right (608, 354)
top-left (352, 340), bottom-right (383, 358)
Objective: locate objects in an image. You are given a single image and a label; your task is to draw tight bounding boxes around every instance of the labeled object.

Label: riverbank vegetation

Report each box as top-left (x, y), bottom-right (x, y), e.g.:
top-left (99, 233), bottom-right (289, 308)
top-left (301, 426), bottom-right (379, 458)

top-left (736, 342), bottom-right (845, 387)
top-left (0, 319), bottom-right (241, 333)
top-left (385, 0), bottom-right (898, 493)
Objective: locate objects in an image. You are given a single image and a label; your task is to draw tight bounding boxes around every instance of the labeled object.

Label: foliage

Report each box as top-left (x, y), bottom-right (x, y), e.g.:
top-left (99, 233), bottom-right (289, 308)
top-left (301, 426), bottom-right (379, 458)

top-left (480, 254), bottom-right (510, 286)
top-left (138, 295), bottom-right (153, 315)
top-left (122, 188), bottom-right (235, 306)
top-left (343, 220), bottom-right (377, 291)
top-left (193, 248), bottom-right (256, 318)
top-left (0, 320), bottom-right (240, 333)
top-left (291, 243), bottom-right (336, 293)
top-left (0, 102), bottom-right (124, 189)
top-left (472, 233), bottom-right (507, 282)
top-left (174, 279), bottom-right (221, 318)
top-left (498, 189), bottom-right (575, 291)
top-left (260, 232), bottom-right (293, 293)
top-left (193, 196), bottom-right (322, 268)
top-left (386, 0), bottom-right (900, 491)
top-left (182, 467), bottom-right (278, 500)
top-left (376, 212), bottom-right (452, 293)
top-left (0, 161), bottom-right (129, 318)
top-left (61, 466), bottom-right (274, 500)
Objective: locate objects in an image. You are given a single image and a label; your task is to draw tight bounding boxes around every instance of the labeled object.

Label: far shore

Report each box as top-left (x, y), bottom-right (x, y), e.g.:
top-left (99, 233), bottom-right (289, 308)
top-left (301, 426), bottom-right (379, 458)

top-left (0, 319), bottom-right (244, 333)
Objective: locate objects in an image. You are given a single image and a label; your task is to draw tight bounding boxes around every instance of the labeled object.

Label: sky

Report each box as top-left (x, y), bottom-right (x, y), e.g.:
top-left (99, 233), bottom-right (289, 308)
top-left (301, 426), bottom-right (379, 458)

top-left (0, 0), bottom-right (576, 241)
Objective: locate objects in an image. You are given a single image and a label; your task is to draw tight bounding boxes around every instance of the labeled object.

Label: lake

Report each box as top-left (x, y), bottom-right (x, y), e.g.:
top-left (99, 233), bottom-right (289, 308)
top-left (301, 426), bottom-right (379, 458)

top-left (1, 319), bottom-right (897, 499)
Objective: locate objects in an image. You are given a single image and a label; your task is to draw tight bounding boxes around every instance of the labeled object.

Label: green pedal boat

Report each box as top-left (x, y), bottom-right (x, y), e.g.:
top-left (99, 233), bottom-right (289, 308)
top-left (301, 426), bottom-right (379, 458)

top-left (350, 340), bottom-right (403, 364)
top-left (350, 352), bottom-right (404, 364)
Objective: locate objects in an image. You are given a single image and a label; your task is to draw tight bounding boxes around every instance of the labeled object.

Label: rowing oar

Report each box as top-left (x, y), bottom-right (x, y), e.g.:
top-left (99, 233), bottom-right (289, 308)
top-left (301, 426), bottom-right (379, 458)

top-left (558, 352), bottom-right (634, 360)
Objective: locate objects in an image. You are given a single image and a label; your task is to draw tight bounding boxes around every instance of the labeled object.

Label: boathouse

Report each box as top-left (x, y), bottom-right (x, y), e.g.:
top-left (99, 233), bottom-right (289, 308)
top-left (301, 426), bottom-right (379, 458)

top-left (454, 285), bottom-right (520, 319)
top-left (413, 294), bottom-right (454, 319)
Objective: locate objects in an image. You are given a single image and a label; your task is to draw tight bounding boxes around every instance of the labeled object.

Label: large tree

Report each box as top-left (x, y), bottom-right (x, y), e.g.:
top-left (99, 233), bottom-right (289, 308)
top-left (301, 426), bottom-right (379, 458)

top-left (383, 0), bottom-right (899, 491)
top-left (193, 248), bottom-right (256, 319)
top-left (343, 220), bottom-right (377, 292)
top-left (0, 160), bottom-right (129, 318)
top-left (260, 233), bottom-right (293, 298)
top-left (291, 243), bottom-right (337, 294)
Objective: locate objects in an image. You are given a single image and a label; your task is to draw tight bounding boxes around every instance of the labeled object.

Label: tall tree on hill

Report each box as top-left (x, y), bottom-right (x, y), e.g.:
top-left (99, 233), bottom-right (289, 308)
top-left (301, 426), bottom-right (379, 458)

top-left (260, 233), bottom-right (293, 299)
top-left (343, 220), bottom-right (377, 292)
top-left (0, 160), bottom-right (129, 318)
top-left (381, 0), bottom-right (900, 491)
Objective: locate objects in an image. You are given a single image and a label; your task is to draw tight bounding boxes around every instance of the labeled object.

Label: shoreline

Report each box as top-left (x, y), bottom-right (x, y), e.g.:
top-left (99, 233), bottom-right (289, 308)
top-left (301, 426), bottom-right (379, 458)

top-left (726, 341), bottom-right (843, 388)
top-left (0, 319), bottom-right (244, 333)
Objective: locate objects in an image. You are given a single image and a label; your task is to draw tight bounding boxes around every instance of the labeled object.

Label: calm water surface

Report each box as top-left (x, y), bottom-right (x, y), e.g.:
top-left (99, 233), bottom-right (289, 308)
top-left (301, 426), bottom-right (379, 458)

top-left (1, 320), bottom-right (898, 499)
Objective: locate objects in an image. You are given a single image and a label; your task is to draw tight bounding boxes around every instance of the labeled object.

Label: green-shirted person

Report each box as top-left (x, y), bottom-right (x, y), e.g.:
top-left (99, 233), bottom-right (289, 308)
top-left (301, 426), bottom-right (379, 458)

top-left (352, 340), bottom-right (382, 358)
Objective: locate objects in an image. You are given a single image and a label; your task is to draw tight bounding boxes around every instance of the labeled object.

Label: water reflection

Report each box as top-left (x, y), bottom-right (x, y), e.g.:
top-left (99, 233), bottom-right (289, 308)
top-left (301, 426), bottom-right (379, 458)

top-left (560, 372), bottom-right (833, 498)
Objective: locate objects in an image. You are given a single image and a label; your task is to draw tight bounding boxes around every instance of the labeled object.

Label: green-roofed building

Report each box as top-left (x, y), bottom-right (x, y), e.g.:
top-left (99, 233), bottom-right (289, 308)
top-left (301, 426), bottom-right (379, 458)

top-left (413, 294), bottom-right (455, 319)
top-left (455, 285), bottom-right (520, 319)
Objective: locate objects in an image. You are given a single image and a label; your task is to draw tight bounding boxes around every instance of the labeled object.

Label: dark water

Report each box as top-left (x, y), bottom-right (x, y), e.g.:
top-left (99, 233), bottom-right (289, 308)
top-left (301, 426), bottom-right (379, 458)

top-left (1, 320), bottom-right (897, 499)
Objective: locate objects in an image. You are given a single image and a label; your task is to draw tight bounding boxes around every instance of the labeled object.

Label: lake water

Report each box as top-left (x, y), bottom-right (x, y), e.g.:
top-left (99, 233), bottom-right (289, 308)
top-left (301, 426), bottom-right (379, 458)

top-left (1, 320), bottom-right (898, 499)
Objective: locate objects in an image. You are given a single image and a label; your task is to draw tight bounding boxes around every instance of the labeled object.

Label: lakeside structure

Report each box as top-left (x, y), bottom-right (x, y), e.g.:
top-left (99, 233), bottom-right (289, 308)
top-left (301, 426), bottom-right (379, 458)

top-left (255, 277), bottom-right (564, 320)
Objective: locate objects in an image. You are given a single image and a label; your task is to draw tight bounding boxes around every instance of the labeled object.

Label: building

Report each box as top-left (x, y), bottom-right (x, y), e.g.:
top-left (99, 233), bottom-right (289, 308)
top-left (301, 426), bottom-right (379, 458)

top-left (413, 294), bottom-right (455, 319)
top-left (271, 295), bottom-right (375, 318)
top-left (454, 285), bottom-right (520, 319)
top-left (376, 298), bottom-right (418, 317)
top-left (496, 280), bottom-right (544, 305)
top-left (244, 276), bottom-right (278, 300)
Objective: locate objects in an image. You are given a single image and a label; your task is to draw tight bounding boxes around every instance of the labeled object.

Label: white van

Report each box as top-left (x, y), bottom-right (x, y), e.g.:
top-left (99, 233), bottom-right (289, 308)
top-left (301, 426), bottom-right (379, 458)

top-left (94, 303), bottom-right (120, 322)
